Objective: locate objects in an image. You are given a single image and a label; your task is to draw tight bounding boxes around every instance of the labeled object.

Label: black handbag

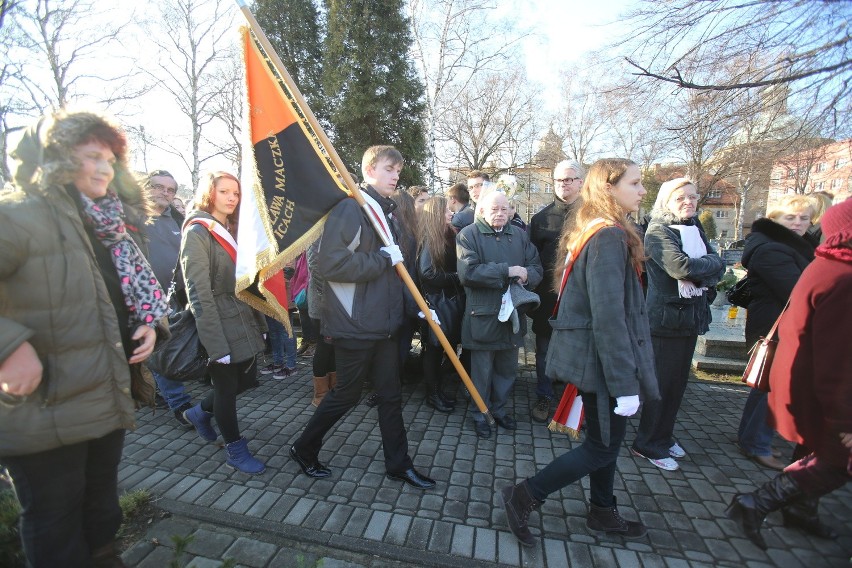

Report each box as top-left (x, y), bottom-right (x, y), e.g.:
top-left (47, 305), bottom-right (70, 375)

top-left (147, 307), bottom-right (209, 382)
top-left (425, 288), bottom-right (464, 347)
top-left (147, 235), bottom-right (216, 382)
top-left (726, 276), bottom-right (752, 308)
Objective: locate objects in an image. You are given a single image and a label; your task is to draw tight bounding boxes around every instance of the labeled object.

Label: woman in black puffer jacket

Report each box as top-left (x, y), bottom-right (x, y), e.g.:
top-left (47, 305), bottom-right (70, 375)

top-left (736, 194), bottom-right (815, 471)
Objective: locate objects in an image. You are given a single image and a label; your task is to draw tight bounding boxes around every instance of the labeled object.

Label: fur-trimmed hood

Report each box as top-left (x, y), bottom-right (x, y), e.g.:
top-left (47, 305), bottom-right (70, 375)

top-left (743, 217), bottom-right (815, 266)
top-left (10, 110), bottom-right (153, 222)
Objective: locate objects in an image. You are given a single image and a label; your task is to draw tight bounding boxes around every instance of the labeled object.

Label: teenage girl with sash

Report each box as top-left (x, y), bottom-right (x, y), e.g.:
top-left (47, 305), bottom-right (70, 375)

top-left (499, 158), bottom-right (660, 546)
top-left (180, 171), bottom-right (268, 474)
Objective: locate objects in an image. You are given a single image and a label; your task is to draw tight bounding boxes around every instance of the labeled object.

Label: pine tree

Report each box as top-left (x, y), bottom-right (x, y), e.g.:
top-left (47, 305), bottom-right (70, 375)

top-left (698, 209), bottom-right (717, 240)
top-left (254, 0), bottom-right (327, 124)
top-left (322, 0), bottom-right (427, 186)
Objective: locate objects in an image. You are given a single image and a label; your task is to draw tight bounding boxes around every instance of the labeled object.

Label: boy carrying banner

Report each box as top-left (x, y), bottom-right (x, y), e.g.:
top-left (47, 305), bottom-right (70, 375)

top-left (289, 146), bottom-right (436, 490)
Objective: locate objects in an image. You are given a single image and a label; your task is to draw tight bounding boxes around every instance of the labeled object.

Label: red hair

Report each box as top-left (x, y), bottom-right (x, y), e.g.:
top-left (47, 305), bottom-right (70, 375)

top-left (195, 171), bottom-right (241, 236)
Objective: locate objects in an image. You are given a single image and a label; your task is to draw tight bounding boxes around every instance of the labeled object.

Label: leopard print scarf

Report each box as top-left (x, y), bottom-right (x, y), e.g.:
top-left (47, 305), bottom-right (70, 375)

top-left (78, 190), bottom-right (169, 329)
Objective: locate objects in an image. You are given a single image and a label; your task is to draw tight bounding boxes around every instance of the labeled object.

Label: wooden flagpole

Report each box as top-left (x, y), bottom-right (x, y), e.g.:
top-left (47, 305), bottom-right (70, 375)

top-left (234, 0), bottom-right (493, 424)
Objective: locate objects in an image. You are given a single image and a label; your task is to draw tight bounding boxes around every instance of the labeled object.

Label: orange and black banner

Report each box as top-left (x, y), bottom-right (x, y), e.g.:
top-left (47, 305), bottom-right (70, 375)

top-left (236, 26), bottom-right (350, 330)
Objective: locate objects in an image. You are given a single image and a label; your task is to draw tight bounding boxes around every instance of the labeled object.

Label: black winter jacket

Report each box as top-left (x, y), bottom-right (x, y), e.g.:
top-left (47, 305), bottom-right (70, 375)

top-left (318, 185), bottom-right (405, 341)
top-left (644, 213), bottom-right (724, 337)
top-left (742, 218), bottom-right (814, 344)
top-left (528, 198), bottom-right (580, 334)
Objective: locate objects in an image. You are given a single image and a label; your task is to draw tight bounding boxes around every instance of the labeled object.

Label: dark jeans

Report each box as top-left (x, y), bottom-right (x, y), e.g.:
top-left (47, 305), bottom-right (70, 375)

top-left (737, 388), bottom-right (774, 457)
top-left (266, 315), bottom-right (297, 368)
top-left (632, 334), bottom-right (698, 459)
top-left (151, 369), bottom-right (192, 410)
top-left (534, 331), bottom-right (554, 399)
top-left (2, 430), bottom-right (125, 568)
top-left (294, 337), bottom-right (413, 472)
top-left (311, 319), bottom-right (336, 377)
top-left (527, 392), bottom-right (626, 507)
top-left (200, 357), bottom-right (257, 444)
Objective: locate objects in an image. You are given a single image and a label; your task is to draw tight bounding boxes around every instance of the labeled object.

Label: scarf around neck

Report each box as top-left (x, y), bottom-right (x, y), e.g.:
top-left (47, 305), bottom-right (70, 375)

top-left (79, 190), bottom-right (169, 328)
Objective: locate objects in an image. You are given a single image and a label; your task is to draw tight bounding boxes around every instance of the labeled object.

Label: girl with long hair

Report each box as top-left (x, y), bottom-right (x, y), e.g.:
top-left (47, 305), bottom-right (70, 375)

top-left (180, 171), bottom-right (268, 474)
top-left (417, 196), bottom-right (462, 412)
top-left (500, 158), bottom-right (659, 546)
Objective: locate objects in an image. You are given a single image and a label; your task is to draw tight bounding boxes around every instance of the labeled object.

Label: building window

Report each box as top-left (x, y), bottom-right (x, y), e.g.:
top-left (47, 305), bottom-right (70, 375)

top-left (815, 162), bottom-right (827, 172)
top-left (707, 189), bottom-right (722, 199)
top-left (835, 157), bottom-right (849, 169)
top-left (831, 178), bottom-right (843, 190)
top-left (715, 210), bottom-right (731, 219)
top-left (720, 230), bottom-right (728, 238)
top-left (530, 183), bottom-right (539, 193)
top-left (544, 183), bottom-right (552, 193)
top-left (787, 169), bottom-right (795, 178)
top-left (815, 181), bottom-right (825, 191)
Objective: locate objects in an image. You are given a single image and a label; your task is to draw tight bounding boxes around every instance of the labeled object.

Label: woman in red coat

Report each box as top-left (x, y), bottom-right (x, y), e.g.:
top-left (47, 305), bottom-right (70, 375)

top-left (727, 198), bottom-right (852, 550)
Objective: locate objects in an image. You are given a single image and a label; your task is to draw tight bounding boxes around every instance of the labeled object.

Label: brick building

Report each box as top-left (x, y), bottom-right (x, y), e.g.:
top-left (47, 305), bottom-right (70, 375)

top-left (767, 139), bottom-right (852, 210)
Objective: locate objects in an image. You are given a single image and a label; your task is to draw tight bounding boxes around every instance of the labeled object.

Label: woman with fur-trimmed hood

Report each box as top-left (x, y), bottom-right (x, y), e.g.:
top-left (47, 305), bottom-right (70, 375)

top-left (736, 194), bottom-right (816, 472)
top-left (0, 110), bottom-right (168, 567)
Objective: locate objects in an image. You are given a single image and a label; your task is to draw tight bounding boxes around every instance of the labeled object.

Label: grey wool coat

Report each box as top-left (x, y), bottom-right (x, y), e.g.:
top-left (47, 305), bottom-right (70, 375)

top-left (545, 226), bottom-right (660, 445)
top-left (180, 210), bottom-right (266, 363)
top-left (457, 218), bottom-right (543, 351)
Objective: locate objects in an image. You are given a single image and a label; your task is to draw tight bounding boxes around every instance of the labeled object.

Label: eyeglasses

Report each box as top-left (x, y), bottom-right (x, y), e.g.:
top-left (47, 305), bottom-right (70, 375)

top-left (151, 183), bottom-right (177, 195)
top-left (554, 177), bottom-right (582, 184)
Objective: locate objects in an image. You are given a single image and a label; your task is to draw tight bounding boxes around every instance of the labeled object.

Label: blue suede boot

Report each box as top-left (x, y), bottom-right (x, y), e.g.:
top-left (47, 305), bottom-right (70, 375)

top-left (225, 437), bottom-right (266, 475)
top-left (183, 403), bottom-right (217, 442)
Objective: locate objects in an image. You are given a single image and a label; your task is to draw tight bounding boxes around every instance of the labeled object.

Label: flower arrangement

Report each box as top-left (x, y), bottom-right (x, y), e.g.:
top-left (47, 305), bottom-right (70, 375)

top-left (716, 269), bottom-right (738, 292)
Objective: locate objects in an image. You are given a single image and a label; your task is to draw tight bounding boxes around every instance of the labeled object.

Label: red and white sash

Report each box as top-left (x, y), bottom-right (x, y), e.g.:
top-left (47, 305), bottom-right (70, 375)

top-left (183, 217), bottom-right (238, 264)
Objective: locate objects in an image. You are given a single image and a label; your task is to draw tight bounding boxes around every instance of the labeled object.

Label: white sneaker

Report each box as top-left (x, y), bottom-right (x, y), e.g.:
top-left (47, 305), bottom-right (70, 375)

top-left (669, 442), bottom-right (686, 459)
top-left (630, 448), bottom-right (680, 471)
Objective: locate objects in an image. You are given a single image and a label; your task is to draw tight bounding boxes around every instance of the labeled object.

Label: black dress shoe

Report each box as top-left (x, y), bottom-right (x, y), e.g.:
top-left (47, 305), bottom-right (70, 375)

top-left (493, 415), bottom-right (517, 430)
top-left (289, 445), bottom-right (331, 478)
top-left (474, 421), bottom-right (492, 438)
top-left (386, 468), bottom-right (436, 489)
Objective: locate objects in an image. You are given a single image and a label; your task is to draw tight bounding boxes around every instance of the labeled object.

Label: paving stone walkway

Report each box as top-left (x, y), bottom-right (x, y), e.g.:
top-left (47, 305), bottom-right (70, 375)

top-left (119, 354), bottom-right (851, 567)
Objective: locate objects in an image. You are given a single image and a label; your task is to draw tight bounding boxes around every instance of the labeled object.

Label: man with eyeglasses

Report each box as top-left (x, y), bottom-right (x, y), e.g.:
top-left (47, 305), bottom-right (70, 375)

top-left (453, 171), bottom-right (489, 231)
top-left (527, 160), bottom-right (584, 423)
top-left (142, 170), bottom-right (195, 427)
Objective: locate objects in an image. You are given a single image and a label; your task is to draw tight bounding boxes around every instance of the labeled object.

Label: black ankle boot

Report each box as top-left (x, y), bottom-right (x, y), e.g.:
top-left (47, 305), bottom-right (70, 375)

top-left (437, 389), bottom-right (457, 406)
top-left (500, 480), bottom-right (543, 547)
top-left (781, 497), bottom-right (838, 540)
top-left (726, 472), bottom-right (804, 550)
top-left (586, 497), bottom-right (647, 538)
top-left (425, 384), bottom-right (453, 413)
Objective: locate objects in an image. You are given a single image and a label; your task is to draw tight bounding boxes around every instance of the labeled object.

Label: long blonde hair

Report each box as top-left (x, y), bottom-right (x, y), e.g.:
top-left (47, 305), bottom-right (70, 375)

top-left (553, 158), bottom-right (645, 290)
top-left (417, 196), bottom-right (454, 271)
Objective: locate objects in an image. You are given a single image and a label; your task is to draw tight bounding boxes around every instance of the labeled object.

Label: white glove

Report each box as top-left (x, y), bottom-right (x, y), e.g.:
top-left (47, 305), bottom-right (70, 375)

top-left (380, 245), bottom-right (403, 266)
top-left (418, 309), bottom-right (441, 325)
top-left (215, 355), bottom-right (231, 365)
top-left (614, 395), bottom-right (640, 417)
